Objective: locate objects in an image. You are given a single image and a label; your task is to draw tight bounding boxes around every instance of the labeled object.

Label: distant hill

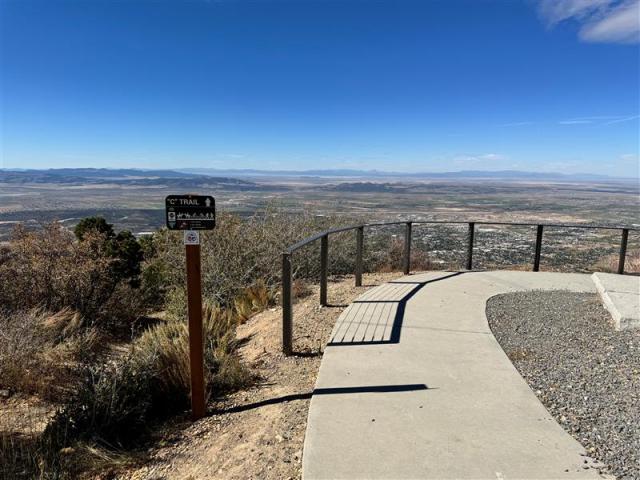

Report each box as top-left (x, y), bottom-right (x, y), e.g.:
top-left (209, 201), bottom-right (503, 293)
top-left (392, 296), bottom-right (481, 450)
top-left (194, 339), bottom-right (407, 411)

top-left (0, 168), bottom-right (261, 189)
top-left (1, 168), bottom-right (199, 179)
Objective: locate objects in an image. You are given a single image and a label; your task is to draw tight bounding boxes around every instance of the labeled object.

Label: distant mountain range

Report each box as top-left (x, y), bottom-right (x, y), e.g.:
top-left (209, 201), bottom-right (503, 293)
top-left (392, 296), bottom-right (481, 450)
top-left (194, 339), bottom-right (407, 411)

top-left (180, 168), bottom-right (636, 182)
top-left (0, 168), bottom-right (261, 189)
top-left (1, 167), bottom-right (636, 184)
top-left (1, 168), bottom-right (198, 179)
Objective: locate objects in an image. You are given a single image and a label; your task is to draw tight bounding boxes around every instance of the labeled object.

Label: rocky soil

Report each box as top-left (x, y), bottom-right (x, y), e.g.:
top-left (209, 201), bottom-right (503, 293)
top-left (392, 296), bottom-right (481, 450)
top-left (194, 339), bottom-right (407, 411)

top-left (487, 291), bottom-right (640, 479)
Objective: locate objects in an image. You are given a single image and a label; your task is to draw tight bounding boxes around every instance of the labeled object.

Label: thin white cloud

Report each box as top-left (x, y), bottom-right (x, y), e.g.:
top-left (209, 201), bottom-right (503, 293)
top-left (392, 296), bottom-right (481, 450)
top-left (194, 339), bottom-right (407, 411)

top-left (603, 114), bottom-right (640, 124)
top-left (580, 1), bottom-right (640, 42)
top-left (537, 0), bottom-right (640, 44)
top-left (453, 153), bottom-right (508, 165)
top-left (569, 115), bottom-right (628, 120)
top-left (620, 153), bottom-right (640, 161)
top-left (559, 114), bottom-right (639, 125)
top-left (559, 119), bottom-right (593, 124)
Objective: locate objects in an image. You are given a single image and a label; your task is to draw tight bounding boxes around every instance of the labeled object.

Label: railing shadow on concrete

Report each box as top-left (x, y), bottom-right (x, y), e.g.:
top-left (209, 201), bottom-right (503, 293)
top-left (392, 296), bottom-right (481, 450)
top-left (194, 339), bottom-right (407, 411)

top-left (327, 272), bottom-right (464, 347)
top-left (212, 384), bottom-right (432, 415)
top-left (281, 220), bottom-right (638, 355)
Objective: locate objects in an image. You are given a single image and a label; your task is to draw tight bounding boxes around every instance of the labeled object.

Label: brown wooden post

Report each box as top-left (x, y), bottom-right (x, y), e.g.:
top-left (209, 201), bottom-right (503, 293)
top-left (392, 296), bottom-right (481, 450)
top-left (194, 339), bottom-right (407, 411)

top-left (533, 225), bottom-right (544, 272)
top-left (320, 235), bottom-right (328, 306)
top-left (403, 222), bottom-right (412, 275)
top-left (282, 252), bottom-right (293, 355)
top-left (185, 242), bottom-right (206, 420)
top-left (355, 226), bottom-right (364, 287)
top-left (466, 222), bottom-right (475, 270)
top-left (618, 228), bottom-right (629, 275)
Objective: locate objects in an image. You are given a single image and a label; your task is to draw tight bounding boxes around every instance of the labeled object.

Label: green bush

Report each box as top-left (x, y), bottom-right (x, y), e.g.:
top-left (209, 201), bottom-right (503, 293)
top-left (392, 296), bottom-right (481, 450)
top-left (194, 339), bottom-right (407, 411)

top-left (74, 216), bottom-right (143, 287)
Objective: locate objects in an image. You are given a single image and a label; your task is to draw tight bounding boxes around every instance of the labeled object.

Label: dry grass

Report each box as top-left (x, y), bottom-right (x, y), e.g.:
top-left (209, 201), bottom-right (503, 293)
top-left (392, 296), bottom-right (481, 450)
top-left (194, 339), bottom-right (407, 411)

top-left (594, 250), bottom-right (640, 274)
top-left (0, 309), bottom-right (101, 401)
top-left (132, 302), bottom-right (252, 408)
top-left (233, 280), bottom-right (277, 323)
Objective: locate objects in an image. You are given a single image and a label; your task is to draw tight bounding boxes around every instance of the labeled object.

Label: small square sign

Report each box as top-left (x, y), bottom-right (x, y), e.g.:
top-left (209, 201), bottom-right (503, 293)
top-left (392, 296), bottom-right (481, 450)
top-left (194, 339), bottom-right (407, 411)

top-left (184, 230), bottom-right (200, 245)
top-left (166, 195), bottom-right (216, 230)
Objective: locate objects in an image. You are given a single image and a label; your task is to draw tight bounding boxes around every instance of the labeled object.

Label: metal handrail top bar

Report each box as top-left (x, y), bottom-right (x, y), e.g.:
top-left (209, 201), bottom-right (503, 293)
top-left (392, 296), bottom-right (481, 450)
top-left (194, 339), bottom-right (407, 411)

top-left (285, 225), bottom-right (364, 253)
top-left (284, 220), bottom-right (638, 253)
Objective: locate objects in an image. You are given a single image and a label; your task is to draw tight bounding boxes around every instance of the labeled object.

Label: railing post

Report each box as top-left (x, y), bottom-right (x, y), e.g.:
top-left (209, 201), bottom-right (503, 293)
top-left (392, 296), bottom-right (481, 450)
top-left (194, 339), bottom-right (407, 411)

top-left (355, 226), bottom-right (364, 287)
top-left (466, 222), bottom-right (475, 270)
top-left (403, 222), bottom-right (412, 275)
top-left (533, 225), bottom-right (544, 272)
top-left (320, 234), bottom-right (328, 306)
top-left (618, 228), bottom-right (629, 275)
top-left (282, 252), bottom-right (293, 355)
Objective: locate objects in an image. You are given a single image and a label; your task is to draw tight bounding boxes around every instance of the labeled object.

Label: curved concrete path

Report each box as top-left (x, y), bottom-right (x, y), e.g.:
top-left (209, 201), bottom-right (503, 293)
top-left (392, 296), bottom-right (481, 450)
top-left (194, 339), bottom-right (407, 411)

top-left (303, 271), bottom-right (607, 479)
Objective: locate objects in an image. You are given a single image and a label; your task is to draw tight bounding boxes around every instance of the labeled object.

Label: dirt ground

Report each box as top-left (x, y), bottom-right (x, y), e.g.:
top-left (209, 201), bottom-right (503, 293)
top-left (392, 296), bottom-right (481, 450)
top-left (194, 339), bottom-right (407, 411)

top-left (121, 272), bottom-right (399, 480)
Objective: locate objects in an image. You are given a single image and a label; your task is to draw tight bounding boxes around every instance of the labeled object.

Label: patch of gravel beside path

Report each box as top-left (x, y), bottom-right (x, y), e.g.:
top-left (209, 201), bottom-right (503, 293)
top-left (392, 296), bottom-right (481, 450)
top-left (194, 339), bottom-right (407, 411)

top-left (487, 291), bottom-right (640, 479)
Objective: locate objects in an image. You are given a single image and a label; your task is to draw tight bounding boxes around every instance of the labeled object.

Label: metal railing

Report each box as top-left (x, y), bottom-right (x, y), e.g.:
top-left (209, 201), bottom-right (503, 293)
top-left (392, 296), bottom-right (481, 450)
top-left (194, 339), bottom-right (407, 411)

top-left (281, 220), bottom-right (638, 355)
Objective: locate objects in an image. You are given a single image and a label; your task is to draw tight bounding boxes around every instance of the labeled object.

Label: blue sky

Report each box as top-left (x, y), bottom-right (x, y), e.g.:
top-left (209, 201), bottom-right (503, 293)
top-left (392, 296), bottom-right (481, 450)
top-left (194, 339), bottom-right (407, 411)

top-left (1, 0), bottom-right (639, 176)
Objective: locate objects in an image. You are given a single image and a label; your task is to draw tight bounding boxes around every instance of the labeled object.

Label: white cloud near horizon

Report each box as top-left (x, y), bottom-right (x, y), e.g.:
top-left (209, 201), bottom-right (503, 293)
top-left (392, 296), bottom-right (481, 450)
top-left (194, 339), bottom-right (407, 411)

top-left (537, 0), bottom-right (640, 43)
top-left (558, 114), bottom-right (639, 124)
top-left (453, 153), bottom-right (508, 165)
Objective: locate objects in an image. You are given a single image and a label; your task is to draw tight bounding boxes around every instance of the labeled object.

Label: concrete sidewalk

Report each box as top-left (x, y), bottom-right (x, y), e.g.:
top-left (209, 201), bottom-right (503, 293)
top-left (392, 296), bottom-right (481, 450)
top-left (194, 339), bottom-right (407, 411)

top-left (303, 271), bottom-right (607, 479)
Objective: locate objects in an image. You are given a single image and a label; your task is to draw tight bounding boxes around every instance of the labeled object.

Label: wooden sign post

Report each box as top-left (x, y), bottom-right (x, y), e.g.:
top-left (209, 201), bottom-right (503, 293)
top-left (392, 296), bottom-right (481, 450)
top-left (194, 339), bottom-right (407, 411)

top-left (184, 230), bottom-right (205, 419)
top-left (166, 195), bottom-right (216, 420)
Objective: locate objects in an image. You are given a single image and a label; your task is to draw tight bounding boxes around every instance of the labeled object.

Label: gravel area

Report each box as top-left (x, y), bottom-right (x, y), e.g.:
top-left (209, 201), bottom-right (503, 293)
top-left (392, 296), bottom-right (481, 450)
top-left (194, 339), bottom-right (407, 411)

top-left (487, 291), bottom-right (640, 479)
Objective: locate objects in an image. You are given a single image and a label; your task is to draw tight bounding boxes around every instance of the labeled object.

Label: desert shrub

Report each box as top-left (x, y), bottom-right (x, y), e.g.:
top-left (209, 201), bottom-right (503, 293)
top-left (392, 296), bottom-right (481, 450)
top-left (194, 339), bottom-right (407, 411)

top-left (0, 309), bottom-right (101, 401)
top-left (139, 235), bottom-right (169, 307)
top-left (74, 216), bottom-right (114, 240)
top-left (43, 303), bottom-right (251, 449)
top-left (43, 359), bottom-right (155, 450)
top-left (233, 279), bottom-right (276, 322)
top-left (0, 223), bottom-right (144, 334)
top-left (74, 217), bottom-right (143, 287)
top-left (0, 309), bottom-right (50, 396)
top-left (149, 208), bottom-right (365, 308)
top-left (372, 237), bottom-right (433, 272)
top-left (292, 278), bottom-right (313, 299)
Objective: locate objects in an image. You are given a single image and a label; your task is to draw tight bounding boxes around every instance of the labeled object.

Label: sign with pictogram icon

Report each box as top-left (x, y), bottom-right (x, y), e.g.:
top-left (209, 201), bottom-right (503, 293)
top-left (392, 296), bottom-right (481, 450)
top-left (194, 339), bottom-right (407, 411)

top-left (165, 195), bottom-right (216, 230)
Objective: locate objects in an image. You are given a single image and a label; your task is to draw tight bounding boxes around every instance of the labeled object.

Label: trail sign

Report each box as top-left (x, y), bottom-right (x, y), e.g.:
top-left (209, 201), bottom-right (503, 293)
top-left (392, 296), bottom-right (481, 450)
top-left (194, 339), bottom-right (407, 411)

top-left (166, 194), bottom-right (215, 420)
top-left (166, 195), bottom-right (215, 230)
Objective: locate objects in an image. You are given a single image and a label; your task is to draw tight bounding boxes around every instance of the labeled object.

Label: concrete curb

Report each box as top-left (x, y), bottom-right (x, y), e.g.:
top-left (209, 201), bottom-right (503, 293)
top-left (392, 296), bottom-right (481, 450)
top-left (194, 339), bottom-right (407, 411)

top-left (591, 272), bottom-right (640, 330)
